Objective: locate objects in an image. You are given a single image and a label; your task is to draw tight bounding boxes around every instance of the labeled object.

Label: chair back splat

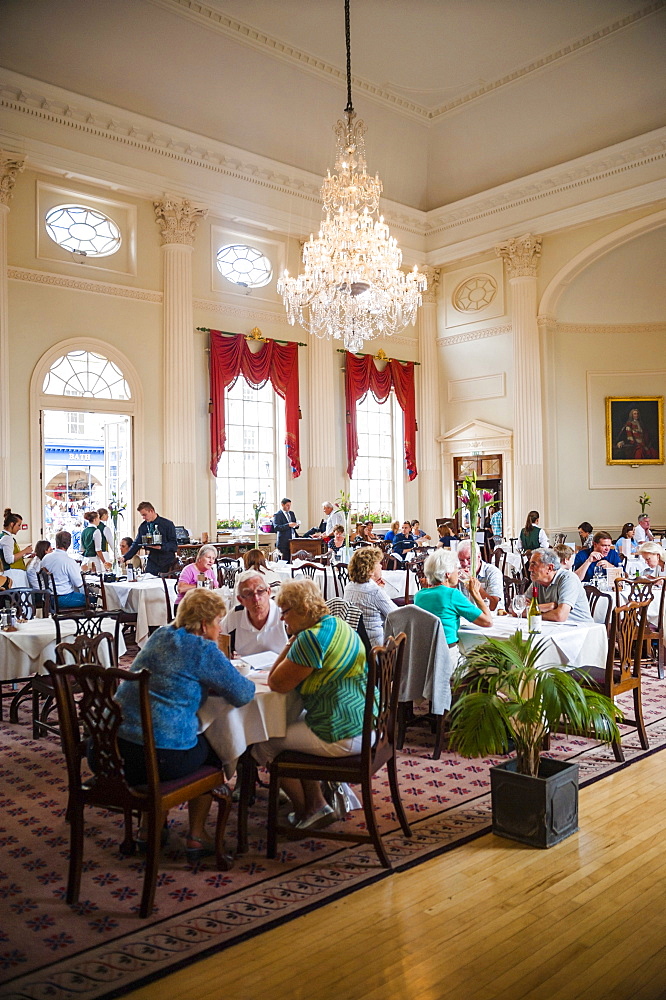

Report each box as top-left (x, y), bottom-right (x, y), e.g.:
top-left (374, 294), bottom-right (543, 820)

top-left (266, 632), bottom-right (411, 868)
top-left (45, 661), bottom-right (233, 917)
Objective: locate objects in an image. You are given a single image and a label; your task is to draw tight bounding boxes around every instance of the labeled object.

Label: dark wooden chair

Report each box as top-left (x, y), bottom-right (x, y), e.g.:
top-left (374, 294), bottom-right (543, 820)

top-left (216, 558), bottom-right (240, 589)
top-left (503, 574), bottom-right (518, 610)
top-left (375, 539), bottom-right (393, 554)
top-left (81, 572), bottom-right (106, 611)
top-left (45, 660), bottom-right (234, 918)
top-left (570, 599), bottom-right (650, 762)
top-left (32, 631), bottom-right (118, 740)
top-left (0, 587), bottom-right (54, 721)
top-left (266, 633), bottom-right (411, 868)
top-left (381, 552), bottom-right (402, 571)
top-left (402, 561), bottom-right (425, 605)
top-left (492, 548), bottom-right (507, 576)
top-left (332, 562), bottom-right (349, 597)
top-left (53, 608), bottom-right (122, 648)
top-left (289, 538), bottom-right (325, 560)
top-left (39, 567), bottom-right (90, 616)
top-left (291, 561), bottom-right (328, 600)
top-left (614, 576), bottom-right (665, 678)
top-left (584, 584), bottom-right (613, 635)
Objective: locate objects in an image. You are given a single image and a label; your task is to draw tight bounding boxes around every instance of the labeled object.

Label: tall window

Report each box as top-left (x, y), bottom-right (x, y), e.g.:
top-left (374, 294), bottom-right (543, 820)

top-left (215, 379), bottom-right (282, 525)
top-left (350, 392), bottom-right (403, 520)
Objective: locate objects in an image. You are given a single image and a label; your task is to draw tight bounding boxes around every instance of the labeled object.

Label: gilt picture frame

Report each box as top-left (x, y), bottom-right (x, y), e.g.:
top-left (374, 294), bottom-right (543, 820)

top-left (606, 396), bottom-right (664, 466)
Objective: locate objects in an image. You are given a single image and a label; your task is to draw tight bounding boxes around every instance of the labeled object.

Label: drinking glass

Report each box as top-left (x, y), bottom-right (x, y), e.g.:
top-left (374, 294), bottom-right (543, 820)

top-left (512, 594), bottom-right (528, 617)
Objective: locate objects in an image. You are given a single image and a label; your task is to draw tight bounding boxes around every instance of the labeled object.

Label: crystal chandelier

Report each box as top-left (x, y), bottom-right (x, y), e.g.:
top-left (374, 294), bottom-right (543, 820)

top-left (277, 0), bottom-right (426, 353)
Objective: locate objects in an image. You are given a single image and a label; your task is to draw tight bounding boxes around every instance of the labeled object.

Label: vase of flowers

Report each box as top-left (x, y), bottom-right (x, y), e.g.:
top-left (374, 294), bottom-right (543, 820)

top-left (337, 490), bottom-right (353, 553)
top-left (252, 492), bottom-right (267, 549)
top-left (455, 471), bottom-right (495, 579)
top-left (638, 492), bottom-right (651, 515)
top-left (107, 491), bottom-right (127, 569)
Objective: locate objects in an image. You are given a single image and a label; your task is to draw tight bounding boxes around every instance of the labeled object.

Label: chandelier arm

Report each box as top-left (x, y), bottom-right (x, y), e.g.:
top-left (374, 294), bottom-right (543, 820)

top-left (344, 0), bottom-right (353, 114)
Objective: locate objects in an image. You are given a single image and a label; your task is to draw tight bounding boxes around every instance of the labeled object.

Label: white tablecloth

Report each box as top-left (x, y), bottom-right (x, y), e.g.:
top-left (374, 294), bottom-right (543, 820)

top-left (0, 616), bottom-right (125, 681)
top-left (198, 665), bottom-right (300, 776)
top-left (458, 616), bottom-right (608, 669)
top-left (104, 577), bottom-right (178, 647)
top-left (273, 561), bottom-right (417, 602)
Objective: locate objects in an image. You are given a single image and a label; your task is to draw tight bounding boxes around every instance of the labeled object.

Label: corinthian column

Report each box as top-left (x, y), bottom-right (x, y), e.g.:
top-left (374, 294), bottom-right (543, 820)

top-left (417, 267), bottom-right (441, 535)
top-left (308, 335), bottom-right (339, 522)
top-left (495, 234), bottom-right (544, 529)
top-left (154, 197), bottom-right (207, 526)
top-left (0, 153), bottom-right (25, 502)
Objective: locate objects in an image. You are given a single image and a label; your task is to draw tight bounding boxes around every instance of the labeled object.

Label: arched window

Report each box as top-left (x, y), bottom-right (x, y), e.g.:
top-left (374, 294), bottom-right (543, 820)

top-left (43, 350), bottom-right (131, 399)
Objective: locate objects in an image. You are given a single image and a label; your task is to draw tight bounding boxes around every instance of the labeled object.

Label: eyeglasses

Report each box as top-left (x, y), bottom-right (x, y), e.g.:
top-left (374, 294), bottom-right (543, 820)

top-left (279, 606), bottom-right (292, 617)
top-left (239, 587), bottom-right (270, 599)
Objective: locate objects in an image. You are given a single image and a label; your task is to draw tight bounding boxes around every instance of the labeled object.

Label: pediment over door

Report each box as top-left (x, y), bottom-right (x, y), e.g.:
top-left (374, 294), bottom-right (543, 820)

top-left (438, 420), bottom-right (512, 456)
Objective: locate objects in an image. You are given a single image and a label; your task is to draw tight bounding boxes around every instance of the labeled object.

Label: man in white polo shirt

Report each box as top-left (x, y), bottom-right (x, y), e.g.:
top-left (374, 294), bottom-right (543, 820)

top-left (220, 570), bottom-right (287, 657)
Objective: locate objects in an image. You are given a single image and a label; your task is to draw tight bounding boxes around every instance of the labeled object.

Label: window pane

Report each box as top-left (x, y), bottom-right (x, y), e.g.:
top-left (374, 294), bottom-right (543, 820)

top-left (350, 392), bottom-right (399, 520)
top-left (216, 379), bottom-right (278, 526)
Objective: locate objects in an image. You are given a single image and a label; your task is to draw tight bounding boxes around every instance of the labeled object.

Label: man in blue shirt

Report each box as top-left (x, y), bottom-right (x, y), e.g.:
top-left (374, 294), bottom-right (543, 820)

top-left (573, 530), bottom-right (622, 582)
top-left (392, 521), bottom-right (418, 561)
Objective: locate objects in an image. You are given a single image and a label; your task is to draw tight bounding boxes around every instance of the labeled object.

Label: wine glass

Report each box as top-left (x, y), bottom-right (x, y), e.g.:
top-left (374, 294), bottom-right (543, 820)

top-left (512, 593), bottom-right (528, 617)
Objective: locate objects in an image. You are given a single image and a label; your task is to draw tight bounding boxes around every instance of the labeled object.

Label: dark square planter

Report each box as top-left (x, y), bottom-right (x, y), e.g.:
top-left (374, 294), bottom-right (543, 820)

top-left (490, 757), bottom-right (579, 848)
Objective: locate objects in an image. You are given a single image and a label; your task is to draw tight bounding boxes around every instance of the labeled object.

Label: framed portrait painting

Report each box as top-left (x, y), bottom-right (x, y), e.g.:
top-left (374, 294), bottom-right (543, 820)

top-left (606, 396), bottom-right (664, 465)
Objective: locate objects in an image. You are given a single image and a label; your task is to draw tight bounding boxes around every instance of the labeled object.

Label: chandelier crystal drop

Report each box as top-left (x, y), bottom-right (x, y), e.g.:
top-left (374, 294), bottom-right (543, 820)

top-left (277, 1), bottom-right (426, 353)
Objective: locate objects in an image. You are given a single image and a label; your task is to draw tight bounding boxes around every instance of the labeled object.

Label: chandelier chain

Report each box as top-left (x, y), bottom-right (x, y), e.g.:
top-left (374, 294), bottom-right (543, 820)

top-left (344, 0), bottom-right (353, 114)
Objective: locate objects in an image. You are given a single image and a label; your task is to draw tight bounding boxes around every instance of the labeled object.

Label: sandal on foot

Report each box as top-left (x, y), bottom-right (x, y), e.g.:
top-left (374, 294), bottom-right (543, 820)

top-left (185, 835), bottom-right (216, 862)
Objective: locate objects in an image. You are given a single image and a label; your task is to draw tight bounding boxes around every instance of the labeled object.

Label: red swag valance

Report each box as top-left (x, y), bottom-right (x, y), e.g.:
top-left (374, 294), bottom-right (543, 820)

top-left (209, 331), bottom-right (301, 478)
top-left (345, 352), bottom-right (417, 481)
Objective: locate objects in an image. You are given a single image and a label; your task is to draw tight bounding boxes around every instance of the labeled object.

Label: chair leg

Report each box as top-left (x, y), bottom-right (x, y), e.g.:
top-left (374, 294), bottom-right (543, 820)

top-left (432, 712), bottom-right (447, 760)
top-left (67, 800), bottom-right (85, 904)
top-left (119, 808), bottom-right (136, 856)
top-left (387, 755), bottom-right (412, 839)
top-left (266, 764), bottom-right (281, 860)
top-left (236, 749), bottom-right (257, 855)
top-left (361, 774), bottom-right (391, 868)
top-left (32, 684), bottom-right (42, 740)
top-left (9, 679), bottom-right (33, 723)
top-left (633, 686), bottom-right (649, 750)
top-left (212, 784), bottom-right (234, 871)
top-left (611, 736), bottom-right (625, 763)
top-left (139, 812), bottom-right (162, 918)
top-left (657, 639), bottom-right (665, 680)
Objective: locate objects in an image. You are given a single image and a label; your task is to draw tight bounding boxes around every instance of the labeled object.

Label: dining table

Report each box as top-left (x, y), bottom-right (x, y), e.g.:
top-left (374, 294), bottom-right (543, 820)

top-left (0, 615), bottom-right (125, 683)
top-left (272, 560), bottom-right (418, 602)
top-left (458, 614), bottom-right (608, 669)
top-left (103, 576), bottom-right (178, 647)
top-left (589, 578), bottom-right (665, 630)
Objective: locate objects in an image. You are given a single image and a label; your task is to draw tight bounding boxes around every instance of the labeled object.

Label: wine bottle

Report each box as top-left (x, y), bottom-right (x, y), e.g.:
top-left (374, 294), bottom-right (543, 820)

top-left (527, 586), bottom-right (542, 633)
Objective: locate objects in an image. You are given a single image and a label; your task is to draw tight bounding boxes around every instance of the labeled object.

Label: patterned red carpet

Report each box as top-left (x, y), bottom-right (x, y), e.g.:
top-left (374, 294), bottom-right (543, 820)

top-left (2, 660), bottom-right (666, 1000)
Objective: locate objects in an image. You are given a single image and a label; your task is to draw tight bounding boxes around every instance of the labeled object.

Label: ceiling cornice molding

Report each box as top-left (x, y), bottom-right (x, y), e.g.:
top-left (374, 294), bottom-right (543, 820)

top-left (438, 324), bottom-right (512, 347)
top-left (0, 70), bottom-right (427, 241)
top-left (426, 127), bottom-right (666, 238)
top-left (546, 321), bottom-right (665, 335)
top-left (145, 0), bottom-right (666, 124)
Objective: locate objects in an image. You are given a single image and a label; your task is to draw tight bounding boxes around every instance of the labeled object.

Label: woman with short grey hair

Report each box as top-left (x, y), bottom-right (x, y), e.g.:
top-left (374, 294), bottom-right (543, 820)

top-left (415, 548), bottom-right (492, 651)
top-left (175, 544), bottom-right (219, 604)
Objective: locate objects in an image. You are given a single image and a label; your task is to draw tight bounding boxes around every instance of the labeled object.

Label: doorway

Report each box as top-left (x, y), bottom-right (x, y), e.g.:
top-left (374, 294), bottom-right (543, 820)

top-left (42, 409), bottom-right (132, 552)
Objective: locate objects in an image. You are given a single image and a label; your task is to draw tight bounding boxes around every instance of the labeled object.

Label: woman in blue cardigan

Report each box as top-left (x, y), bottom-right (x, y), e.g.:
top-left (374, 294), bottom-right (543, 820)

top-left (114, 588), bottom-right (255, 860)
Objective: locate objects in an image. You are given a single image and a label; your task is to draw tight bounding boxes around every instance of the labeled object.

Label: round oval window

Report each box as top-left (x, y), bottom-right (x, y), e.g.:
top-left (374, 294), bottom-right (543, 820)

top-left (216, 244), bottom-right (273, 288)
top-left (45, 205), bottom-right (122, 257)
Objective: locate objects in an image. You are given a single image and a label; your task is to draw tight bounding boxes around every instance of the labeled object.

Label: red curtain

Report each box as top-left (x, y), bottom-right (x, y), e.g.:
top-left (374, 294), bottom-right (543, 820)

top-left (209, 331), bottom-right (301, 478)
top-left (345, 352), bottom-right (417, 481)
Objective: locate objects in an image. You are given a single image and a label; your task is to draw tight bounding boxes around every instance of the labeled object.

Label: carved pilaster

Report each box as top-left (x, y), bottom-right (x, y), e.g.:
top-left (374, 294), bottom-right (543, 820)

top-left (495, 234), bottom-right (542, 278)
top-left (154, 198), bottom-right (207, 524)
top-left (496, 234), bottom-right (545, 525)
top-left (154, 197), bottom-right (207, 246)
top-left (421, 266), bottom-right (440, 304)
top-left (0, 152), bottom-right (25, 207)
top-left (0, 153), bottom-right (25, 500)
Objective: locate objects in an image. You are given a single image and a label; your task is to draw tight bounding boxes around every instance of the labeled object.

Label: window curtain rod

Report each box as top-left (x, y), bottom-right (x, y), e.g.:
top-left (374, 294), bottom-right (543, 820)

top-left (196, 326), bottom-right (307, 347)
top-left (335, 348), bottom-right (420, 366)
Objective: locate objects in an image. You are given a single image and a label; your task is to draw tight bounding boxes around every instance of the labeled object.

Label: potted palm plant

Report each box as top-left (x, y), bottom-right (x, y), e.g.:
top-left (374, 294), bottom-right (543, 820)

top-left (448, 632), bottom-right (622, 847)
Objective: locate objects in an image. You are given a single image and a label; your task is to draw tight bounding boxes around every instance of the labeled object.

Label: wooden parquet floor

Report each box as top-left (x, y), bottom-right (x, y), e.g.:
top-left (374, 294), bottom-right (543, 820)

top-left (125, 750), bottom-right (666, 1000)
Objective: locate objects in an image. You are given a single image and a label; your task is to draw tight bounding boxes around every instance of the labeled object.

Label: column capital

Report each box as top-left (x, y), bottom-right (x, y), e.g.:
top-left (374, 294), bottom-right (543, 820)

top-left (495, 233), bottom-right (542, 278)
top-left (0, 152), bottom-right (26, 207)
top-left (154, 197), bottom-right (207, 246)
top-left (421, 266), bottom-right (441, 303)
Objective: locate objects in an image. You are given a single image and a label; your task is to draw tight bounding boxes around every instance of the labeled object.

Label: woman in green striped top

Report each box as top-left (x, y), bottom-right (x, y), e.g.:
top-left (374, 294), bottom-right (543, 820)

top-left (252, 578), bottom-right (367, 829)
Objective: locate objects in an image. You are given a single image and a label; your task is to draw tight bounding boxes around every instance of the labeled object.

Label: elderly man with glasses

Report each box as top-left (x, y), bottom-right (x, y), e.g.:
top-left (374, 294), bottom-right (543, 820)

top-left (220, 570), bottom-right (287, 657)
top-left (523, 548), bottom-right (593, 625)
